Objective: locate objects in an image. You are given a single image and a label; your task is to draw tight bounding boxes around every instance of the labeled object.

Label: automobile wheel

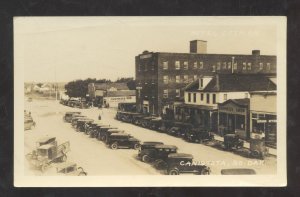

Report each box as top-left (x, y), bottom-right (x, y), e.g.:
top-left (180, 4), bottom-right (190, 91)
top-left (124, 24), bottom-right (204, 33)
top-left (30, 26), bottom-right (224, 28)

top-left (168, 168), bottom-right (180, 175)
top-left (251, 150), bottom-right (260, 158)
top-left (133, 143), bottom-right (140, 150)
top-left (142, 155), bottom-right (150, 163)
top-left (111, 143), bottom-right (118, 150)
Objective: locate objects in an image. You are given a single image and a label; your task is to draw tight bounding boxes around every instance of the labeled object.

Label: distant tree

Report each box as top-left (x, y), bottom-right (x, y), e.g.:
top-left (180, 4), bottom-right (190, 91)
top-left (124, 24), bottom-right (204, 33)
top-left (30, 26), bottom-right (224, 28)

top-left (36, 83), bottom-right (43, 87)
top-left (115, 77), bottom-right (136, 90)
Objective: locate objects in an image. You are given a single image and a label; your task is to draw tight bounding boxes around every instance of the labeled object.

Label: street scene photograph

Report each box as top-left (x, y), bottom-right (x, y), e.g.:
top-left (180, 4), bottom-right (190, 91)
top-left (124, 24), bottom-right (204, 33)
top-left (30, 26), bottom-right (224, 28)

top-left (14, 17), bottom-right (286, 186)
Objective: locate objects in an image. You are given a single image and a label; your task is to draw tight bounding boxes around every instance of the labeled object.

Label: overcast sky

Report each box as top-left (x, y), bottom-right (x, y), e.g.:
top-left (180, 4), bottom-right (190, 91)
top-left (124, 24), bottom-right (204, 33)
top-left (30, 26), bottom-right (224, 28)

top-left (14, 17), bottom-right (279, 83)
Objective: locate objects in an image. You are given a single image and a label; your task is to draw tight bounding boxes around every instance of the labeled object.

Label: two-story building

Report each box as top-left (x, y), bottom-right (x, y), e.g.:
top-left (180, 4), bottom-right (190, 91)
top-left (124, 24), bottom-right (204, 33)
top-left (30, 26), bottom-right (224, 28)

top-left (174, 73), bottom-right (277, 138)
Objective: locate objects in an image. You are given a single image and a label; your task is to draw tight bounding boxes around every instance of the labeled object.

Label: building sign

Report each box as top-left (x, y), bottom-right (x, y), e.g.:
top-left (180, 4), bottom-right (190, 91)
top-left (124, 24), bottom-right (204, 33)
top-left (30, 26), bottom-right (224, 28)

top-left (219, 106), bottom-right (246, 114)
top-left (140, 54), bottom-right (152, 59)
top-left (257, 119), bottom-right (277, 123)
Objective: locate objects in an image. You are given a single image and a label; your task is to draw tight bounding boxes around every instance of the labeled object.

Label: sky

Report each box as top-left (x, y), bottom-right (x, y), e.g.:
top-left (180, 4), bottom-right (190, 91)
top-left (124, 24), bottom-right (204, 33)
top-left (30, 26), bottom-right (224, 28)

top-left (14, 17), bottom-right (279, 83)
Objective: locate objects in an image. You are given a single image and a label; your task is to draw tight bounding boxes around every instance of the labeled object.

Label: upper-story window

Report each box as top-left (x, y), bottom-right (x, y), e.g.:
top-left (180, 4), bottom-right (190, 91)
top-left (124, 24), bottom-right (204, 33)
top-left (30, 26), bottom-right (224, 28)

top-left (193, 62), bottom-right (197, 69)
top-left (183, 75), bottom-right (189, 83)
top-left (175, 61), bottom-right (180, 70)
top-left (206, 94), bottom-right (210, 104)
top-left (212, 94), bottom-right (216, 104)
top-left (144, 64), bottom-right (148, 71)
top-left (223, 62), bottom-right (227, 69)
top-left (259, 62), bottom-right (264, 70)
top-left (193, 93), bottom-right (197, 103)
top-left (183, 61), bottom-right (188, 70)
top-left (163, 75), bottom-right (169, 84)
top-left (188, 93), bottom-right (191, 102)
top-left (201, 93), bottom-right (204, 101)
top-left (217, 62), bottom-right (221, 70)
top-left (224, 94), bottom-right (227, 101)
top-left (267, 63), bottom-right (271, 70)
top-left (212, 65), bottom-right (216, 72)
top-left (199, 62), bottom-right (204, 69)
top-left (193, 75), bottom-right (198, 81)
top-left (228, 62), bottom-right (232, 69)
top-left (176, 89), bottom-right (180, 97)
top-left (163, 89), bottom-right (168, 98)
top-left (247, 63), bottom-right (252, 70)
top-left (175, 75), bottom-right (180, 83)
top-left (233, 62), bottom-right (238, 70)
top-left (163, 61), bottom-right (168, 70)
top-left (242, 62), bottom-right (247, 70)
top-left (138, 64), bottom-right (142, 72)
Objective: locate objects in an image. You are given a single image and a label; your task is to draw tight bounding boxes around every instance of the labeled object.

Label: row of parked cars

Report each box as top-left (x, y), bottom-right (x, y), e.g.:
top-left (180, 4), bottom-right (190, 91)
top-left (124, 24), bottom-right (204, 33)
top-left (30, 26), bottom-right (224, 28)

top-left (116, 111), bottom-right (269, 160)
top-left (60, 99), bottom-right (92, 109)
top-left (63, 111), bottom-right (211, 175)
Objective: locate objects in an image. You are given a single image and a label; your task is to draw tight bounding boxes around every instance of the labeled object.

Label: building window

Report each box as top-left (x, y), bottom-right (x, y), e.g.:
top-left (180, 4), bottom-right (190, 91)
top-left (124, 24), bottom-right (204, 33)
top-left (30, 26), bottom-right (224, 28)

top-left (163, 61), bottom-right (168, 70)
top-left (193, 93), bottom-right (197, 103)
top-left (236, 115), bottom-right (245, 130)
top-left (224, 94), bottom-right (227, 101)
top-left (267, 63), bottom-right (271, 70)
top-left (200, 78), bottom-right (203, 88)
top-left (183, 75), bottom-right (188, 83)
top-left (242, 62), bottom-right (246, 70)
top-left (233, 63), bottom-right (238, 70)
top-left (206, 94), bottom-right (210, 104)
top-left (201, 93), bottom-right (204, 101)
top-left (199, 62), bottom-right (204, 69)
top-left (223, 62), bottom-right (227, 69)
top-left (247, 62), bottom-right (252, 70)
top-left (183, 61), bottom-right (188, 70)
top-left (259, 62), bottom-right (264, 70)
top-left (163, 89), bottom-right (168, 98)
top-left (228, 62), bottom-right (231, 69)
top-left (188, 93), bottom-right (191, 102)
top-left (212, 65), bottom-right (216, 72)
top-left (139, 65), bottom-right (142, 72)
top-left (193, 75), bottom-right (198, 81)
top-left (175, 75), bottom-right (180, 83)
top-left (144, 64), bottom-right (148, 71)
top-left (193, 62), bottom-right (197, 69)
top-left (175, 61), bottom-right (180, 70)
top-left (176, 89), bottom-right (180, 97)
top-left (212, 94), bottom-right (216, 104)
top-left (217, 62), bottom-right (221, 70)
top-left (163, 76), bottom-right (169, 84)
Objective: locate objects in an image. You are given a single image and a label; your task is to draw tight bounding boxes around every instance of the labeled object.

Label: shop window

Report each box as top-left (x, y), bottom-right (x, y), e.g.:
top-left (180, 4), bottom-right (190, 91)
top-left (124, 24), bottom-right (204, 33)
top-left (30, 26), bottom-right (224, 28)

top-left (183, 61), bottom-right (188, 70)
top-left (188, 93), bottom-right (191, 102)
top-left (206, 94), bottom-right (210, 104)
top-left (219, 112), bottom-right (227, 126)
top-left (163, 76), bottom-right (169, 84)
top-left (163, 89), bottom-right (168, 98)
top-left (175, 75), bottom-right (180, 83)
top-left (199, 62), bottom-right (204, 69)
top-left (176, 89), bottom-right (180, 97)
top-left (212, 94), bottom-right (216, 104)
top-left (193, 62), bottom-right (197, 69)
top-left (224, 94), bottom-right (227, 101)
top-left (193, 93), bottom-right (197, 103)
top-left (175, 61), bottom-right (180, 70)
top-left (201, 93), bottom-right (204, 101)
top-left (236, 115), bottom-right (245, 130)
top-left (163, 61), bottom-right (168, 70)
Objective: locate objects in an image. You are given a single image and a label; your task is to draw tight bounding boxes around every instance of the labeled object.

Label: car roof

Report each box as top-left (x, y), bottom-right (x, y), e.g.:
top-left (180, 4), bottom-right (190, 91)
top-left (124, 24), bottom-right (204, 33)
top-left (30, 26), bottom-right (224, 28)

top-left (168, 153), bottom-right (193, 159)
top-left (110, 133), bottom-right (130, 137)
top-left (155, 145), bottom-right (178, 149)
top-left (37, 137), bottom-right (56, 143)
top-left (38, 144), bottom-right (54, 149)
top-left (107, 129), bottom-right (124, 132)
top-left (221, 168), bottom-right (256, 175)
top-left (142, 141), bottom-right (164, 145)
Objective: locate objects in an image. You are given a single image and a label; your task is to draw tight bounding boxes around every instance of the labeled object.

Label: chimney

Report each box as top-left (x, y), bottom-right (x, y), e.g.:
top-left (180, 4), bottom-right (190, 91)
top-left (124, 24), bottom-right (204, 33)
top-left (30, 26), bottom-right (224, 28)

top-left (252, 50), bottom-right (260, 56)
top-left (190, 40), bottom-right (207, 54)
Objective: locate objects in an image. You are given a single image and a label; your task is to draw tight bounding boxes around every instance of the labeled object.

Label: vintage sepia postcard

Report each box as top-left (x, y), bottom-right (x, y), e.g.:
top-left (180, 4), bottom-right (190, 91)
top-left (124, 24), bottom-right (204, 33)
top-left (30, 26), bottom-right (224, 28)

top-left (14, 16), bottom-right (286, 187)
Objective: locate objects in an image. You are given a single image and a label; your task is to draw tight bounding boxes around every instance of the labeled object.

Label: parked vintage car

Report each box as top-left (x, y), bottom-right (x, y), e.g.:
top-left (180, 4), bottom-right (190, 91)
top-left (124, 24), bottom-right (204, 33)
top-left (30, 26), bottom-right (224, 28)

top-left (76, 119), bottom-right (94, 132)
top-left (63, 112), bottom-right (81, 122)
top-left (160, 153), bottom-right (211, 175)
top-left (96, 126), bottom-right (118, 140)
top-left (140, 117), bottom-right (157, 128)
top-left (185, 128), bottom-right (214, 143)
top-left (84, 122), bottom-right (100, 135)
top-left (148, 118), bottom-right (162, 131)
top-left (132, 114), bottom-right (147, 126)
top-left (106, 133), bottom-right (140, 150)
top-left (35, 137), bottom-right (57, 147)
top-left (117, 102), bottom-right (136, 113)
top-left (221, 168), bottom-right (256, 175)
top-left (158, 120), bottom-right (174, 133)
top-left (138, 144), bottom-right (177, 163)
top-left (101, 129), bottom-right (125, 142)
top-left (249, 139), bottom-right (269, 159)
top-left (56, 162), bottom-right (87, 176)
top-left (71, 116), bottom-right (88, 127)
top-left (24, 117), bottom-right (36, 130)
top-left (26, 138), bottom-right (70, 172)
top-left (223, 134), bottom-right (244, 150)
top-left (167, 122), bottom-right (193, 137)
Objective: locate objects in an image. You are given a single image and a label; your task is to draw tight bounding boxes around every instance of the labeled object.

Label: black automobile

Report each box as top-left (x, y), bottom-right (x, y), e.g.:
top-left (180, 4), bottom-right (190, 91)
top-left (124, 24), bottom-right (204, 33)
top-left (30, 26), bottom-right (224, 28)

top-left (84, 122), bottom-right (98, 135)
top-left (89, 125), bottom-right (111, 139)
top-left (63, 112), bottom-right (81, 123)
top-left (132, 114), bottom-right (147, 126)
top-left (106, 133), bottom-right (140, 150)
top-left (140, 117), bottom-right (157, 128)
top-left (148, 118), bottom-right (162, 131)
top-left (167, 122), bottom-right (193, 137)
top-left (138, 144), bottom-right (177, 163)
top-left (162, 153), bottom-right (211, 175)
top-left (70, 115), bottom-right (87, 127)
top-left (158, 120), bottom-right (174, 133)
top-left (185, 128), bottom-right (214, 143)
top-left (76, 119), bottom-right (94, 132)
top-left (102, 129), bottom-right (125, 142)
top-left (97, 126), bottom-right (118, 140)
top-left (72, 118), bottom-right (91, 129)
top-left (223, 134), bottom-right (244, 150)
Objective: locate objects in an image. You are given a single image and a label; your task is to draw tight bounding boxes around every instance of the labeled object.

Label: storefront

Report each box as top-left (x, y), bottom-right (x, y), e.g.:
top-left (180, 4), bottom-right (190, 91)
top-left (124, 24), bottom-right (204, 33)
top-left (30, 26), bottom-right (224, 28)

top-left (218, 99), bottom-right (250, 140)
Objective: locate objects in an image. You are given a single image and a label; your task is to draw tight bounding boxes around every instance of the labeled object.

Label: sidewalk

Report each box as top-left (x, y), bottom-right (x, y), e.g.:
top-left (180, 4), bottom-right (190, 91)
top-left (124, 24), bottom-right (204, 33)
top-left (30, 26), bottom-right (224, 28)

top-left (214, 135), bottom-right (277, 156)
